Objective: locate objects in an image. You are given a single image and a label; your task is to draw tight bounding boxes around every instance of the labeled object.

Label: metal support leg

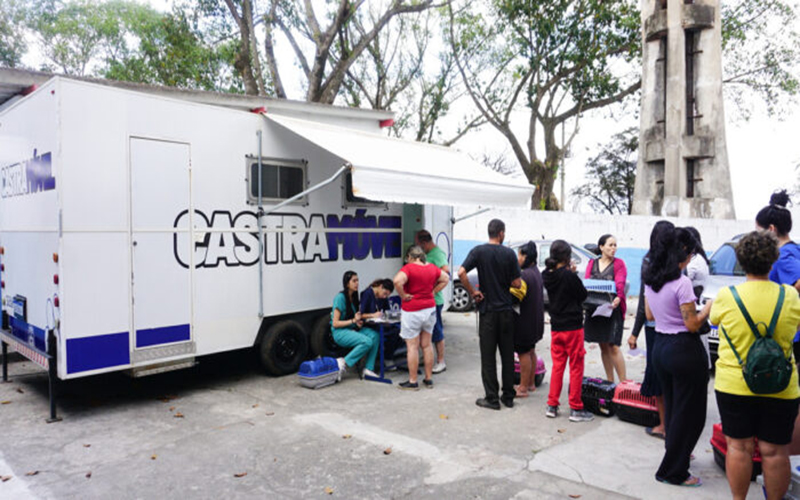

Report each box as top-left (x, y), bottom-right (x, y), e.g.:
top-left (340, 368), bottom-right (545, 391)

top-left (46, 330), bottom-right (61, 423)
top-left (1, 341), bottom-right (8, 383)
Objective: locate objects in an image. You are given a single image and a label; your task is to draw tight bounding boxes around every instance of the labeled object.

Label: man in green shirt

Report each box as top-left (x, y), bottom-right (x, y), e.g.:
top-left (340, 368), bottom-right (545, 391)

top-left (416, 230), bottom-right (450, 373)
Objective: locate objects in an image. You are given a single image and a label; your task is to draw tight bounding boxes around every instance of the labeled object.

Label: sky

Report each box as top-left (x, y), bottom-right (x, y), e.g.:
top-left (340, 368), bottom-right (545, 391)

top-left (39, 0), bottom-right (800, 222)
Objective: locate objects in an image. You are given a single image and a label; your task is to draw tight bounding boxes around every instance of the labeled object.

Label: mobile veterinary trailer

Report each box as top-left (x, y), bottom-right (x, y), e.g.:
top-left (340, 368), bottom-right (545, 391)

top-left (0, 70), bottom-right (532, 418)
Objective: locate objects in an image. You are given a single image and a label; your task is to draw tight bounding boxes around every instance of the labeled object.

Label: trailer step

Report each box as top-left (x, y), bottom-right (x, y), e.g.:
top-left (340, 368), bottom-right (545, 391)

top-left (129, 359), bottom-right (196, 378)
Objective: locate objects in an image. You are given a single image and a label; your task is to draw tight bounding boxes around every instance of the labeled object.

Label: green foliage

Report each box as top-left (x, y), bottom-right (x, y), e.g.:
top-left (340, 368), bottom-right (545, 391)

top-left (721, 0), bottom-right (800, 118)
top-left (22, 0), bottom-right (239, 91)
top-left (572, 128), bottom-right (638, 215)
top-left (0, 0), bottom-right (27, 67)
top-left (103, 8), bottom-right (240, 92)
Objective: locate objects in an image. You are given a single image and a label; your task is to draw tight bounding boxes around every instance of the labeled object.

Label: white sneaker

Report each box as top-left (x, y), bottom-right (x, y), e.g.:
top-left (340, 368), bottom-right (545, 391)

top-left (432, 362), bottom-right (447, 374)
top-left (362, 368), bottom-right (379, 379)
top-left (336, 357), bottom-right (346, 372)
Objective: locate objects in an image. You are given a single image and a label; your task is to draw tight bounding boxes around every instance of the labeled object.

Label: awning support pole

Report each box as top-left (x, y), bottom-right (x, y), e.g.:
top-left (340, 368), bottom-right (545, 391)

top-left (257, 131), bottom-right (265, 318)
top-left (451, 207), bottom-right (491, 224)
top-left (255, 163), bottom-right (351, 318)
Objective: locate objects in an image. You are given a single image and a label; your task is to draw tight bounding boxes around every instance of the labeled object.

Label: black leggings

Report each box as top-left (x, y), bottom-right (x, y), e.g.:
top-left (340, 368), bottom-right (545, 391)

top-left (652, 332), bottom-right (709, 484)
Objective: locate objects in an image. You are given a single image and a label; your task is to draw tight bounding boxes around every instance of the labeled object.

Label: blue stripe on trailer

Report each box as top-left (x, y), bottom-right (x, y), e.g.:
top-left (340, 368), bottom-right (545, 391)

top-left (135, 324), bottom-right (190, 348)
top-left (66, 332), bottom-right (130, 374)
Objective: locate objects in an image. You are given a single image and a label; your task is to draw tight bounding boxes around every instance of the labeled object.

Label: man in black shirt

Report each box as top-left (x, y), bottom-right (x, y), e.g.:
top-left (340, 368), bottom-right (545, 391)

top-left (458, 219), bottom-right (522, 410)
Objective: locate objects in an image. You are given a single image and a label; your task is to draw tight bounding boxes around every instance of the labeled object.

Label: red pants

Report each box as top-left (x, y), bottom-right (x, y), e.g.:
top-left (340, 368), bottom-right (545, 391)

top-left (547, 328), bottom-right (586, 410)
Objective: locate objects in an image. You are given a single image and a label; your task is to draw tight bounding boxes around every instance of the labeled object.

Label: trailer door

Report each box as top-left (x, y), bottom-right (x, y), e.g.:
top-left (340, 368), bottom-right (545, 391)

top-left (129, 138), bottom-right (192, 352)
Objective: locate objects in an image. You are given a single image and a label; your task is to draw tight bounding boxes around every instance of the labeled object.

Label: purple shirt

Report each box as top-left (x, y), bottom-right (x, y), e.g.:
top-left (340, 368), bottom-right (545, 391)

top-left (644, 275), bottom-right (696, 334)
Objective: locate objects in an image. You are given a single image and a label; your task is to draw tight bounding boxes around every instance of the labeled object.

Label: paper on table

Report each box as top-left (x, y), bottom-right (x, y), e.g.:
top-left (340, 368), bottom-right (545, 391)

top-left (592, 303), bottom-right (615, 318)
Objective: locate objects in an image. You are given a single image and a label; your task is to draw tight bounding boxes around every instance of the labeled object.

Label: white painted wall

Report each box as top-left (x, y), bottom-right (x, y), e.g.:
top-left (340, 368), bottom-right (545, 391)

top-left (454, 207), bottom-right (755, 251)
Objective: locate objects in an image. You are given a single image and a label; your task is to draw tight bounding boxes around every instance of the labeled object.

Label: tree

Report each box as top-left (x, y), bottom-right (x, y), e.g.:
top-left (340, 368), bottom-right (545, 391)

top-left (205, 0), bottom-right (440, 102)
top-left (0, 0), bottom-right (26, 67)
top-left (721, 0), bottom-right (800, 119)
top-left (103, 7), bottom-right (240, 92)
top-left (24, 0), bottom-right (239, 91)
top-left (340, 7), bottom-right (483, 144)
top-left (572, 128), bottom-right (638, 215)
top-left (448, 0), bottom-right (641, 210)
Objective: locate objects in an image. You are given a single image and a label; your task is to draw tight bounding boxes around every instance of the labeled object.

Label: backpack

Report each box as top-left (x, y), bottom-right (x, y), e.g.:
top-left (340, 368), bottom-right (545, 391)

top-left (720, 285), bottom-right (793, 395)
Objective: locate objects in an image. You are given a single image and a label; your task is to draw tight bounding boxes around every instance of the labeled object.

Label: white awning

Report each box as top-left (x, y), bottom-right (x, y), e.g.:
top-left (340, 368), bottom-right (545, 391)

top-left (266, 114), bottom-right (533, 208)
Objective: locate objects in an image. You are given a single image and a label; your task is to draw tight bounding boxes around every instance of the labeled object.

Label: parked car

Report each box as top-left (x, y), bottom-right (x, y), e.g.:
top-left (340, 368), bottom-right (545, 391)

top-left (700, 236), bottom-right (746, 364)
top-left (450, 240), bottom-right (597, 312)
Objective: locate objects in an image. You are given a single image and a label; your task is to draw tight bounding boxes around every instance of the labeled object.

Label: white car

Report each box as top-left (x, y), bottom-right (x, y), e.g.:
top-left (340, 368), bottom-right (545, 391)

top-left (450, 240), bottom-right (597, 312)
top-left (700, 236), bottom-right (746, 362)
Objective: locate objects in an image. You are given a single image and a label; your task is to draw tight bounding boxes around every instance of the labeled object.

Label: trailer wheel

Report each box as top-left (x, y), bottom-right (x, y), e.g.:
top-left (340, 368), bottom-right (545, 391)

top-left (259, 321), bottom-right (308, 376)
top-left (310, 315), bottom-right (348, 358)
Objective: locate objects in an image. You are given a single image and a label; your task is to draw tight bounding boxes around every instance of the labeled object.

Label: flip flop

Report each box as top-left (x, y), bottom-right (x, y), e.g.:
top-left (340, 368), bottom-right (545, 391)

top-left (515, 391), bottom-right (529, 398)
top-left (657, 476), bottom-right (702, 487)
top-left (646, 427), bottom-right (666, 440)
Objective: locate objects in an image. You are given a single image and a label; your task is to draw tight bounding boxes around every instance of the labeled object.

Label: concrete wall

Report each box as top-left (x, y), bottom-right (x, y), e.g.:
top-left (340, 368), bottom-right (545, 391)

top-left (453, 207), bottom-right (753, 296)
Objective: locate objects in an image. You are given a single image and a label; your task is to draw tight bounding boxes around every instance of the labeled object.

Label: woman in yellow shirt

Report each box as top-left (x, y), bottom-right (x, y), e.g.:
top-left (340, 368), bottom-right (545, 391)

top-left (710, 231), bottom-right (800, 500)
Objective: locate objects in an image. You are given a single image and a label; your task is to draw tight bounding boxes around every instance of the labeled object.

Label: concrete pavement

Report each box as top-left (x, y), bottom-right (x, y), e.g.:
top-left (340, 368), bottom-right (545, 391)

top-left (0, 311), bottom-right (759, 499)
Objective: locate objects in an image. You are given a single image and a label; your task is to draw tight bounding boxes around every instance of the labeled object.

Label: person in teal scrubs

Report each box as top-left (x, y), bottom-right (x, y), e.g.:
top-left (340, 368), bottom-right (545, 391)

top-left (331, 271), bottom-right (380, 378)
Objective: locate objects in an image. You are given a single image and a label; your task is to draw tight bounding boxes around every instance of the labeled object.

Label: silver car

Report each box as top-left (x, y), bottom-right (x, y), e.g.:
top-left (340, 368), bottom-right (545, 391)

top-left (700, 236), bottom-right (746, 362)
top-left (450, 240), bottom-right (597, 312)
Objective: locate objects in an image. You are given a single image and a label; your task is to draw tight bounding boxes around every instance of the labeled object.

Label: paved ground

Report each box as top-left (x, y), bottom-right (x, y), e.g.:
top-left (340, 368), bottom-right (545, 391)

top-left (0, 310), bottom-right (760, 499)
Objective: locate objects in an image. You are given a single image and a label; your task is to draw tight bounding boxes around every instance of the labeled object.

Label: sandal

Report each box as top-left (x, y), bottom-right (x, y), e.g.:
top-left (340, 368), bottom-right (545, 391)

top-left (657, 475), bottom-right (702, 487)
top-left (646, 427), bottom-right (666, 440)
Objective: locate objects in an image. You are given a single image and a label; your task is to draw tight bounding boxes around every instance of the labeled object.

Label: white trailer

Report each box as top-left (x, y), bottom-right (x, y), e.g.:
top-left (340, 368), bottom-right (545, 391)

top-left (0, 70), bottom-right (532, 419)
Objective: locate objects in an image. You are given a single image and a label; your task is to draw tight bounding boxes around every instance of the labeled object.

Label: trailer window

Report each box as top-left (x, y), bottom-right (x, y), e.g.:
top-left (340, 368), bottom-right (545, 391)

top-left (342, 172), bottom-right (387, 208)
top-left (247, 158), bottom-right (307, 204)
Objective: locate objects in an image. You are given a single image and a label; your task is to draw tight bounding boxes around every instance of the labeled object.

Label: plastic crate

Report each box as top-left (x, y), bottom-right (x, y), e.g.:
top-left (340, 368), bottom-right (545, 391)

top-left (581, 377), bottom-right (617, 416)
top-left (710, 423), bottom-right (762, 481)
top-left (298, 357), bottom-right (340, 389)
top-left (612, 380), bottom-right (660, 427)
top-left (514, 354), bottom-right (546, 387)
top-left (582, 279), bottom-right (617, 293)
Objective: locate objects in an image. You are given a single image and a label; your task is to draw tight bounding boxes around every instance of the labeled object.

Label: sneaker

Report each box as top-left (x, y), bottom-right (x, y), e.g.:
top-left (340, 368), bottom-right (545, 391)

top-left (336, 357), bottom-right (346, 372)
top-left (399, 381), bottom-right (419, 391)
top-left (422, 378), bottom-right (433, 389)
top-left (545, 405), bottom-right (559, 418)
top-left (569, 409), bottom-right (595, 422)
top-left (362, 368), bottom-right (379, 379)
top-left (432, 362), bottom-right (447, 374)
top-left (475, 398), bottom-right (501, 410)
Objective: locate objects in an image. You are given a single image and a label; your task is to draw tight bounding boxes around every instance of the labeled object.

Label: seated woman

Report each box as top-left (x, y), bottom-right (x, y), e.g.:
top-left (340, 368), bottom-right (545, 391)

top-left (360, 279), bottom-right (401, 364)
top-left (331, 271), bottom-right (380, 379)
top-left (360, 279), bottom-right (394, 319)
top-left (710, 231), bottom-right (800, 500)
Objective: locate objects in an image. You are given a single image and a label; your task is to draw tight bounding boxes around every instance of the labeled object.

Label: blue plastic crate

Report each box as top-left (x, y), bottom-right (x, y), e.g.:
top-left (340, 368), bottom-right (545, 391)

top-left (582, 279), bottom-right (617, 293)
top-left (298, 357), bottom-right (340, 389)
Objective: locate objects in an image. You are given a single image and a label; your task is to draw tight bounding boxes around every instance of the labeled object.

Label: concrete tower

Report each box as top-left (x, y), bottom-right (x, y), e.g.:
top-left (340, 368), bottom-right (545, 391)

top-left (632, 0), bottom-right (735, 219)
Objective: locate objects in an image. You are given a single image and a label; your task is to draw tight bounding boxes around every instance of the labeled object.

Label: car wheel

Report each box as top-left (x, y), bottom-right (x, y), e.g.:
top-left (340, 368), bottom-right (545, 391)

top-left (258, 320), bottom-right (309, 376)
top-left (451, 282), bottom-right (474, 312)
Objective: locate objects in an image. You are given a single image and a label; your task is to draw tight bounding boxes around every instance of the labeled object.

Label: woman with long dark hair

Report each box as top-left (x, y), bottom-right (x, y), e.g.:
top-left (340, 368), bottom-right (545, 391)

top-left (583, 234), bottom-right (628, 382)
top-left (514, 241), bottom-right (545, 398)
top-left (643, 226), bottom-right (713, 487)
top-left (629, 220), bottom-right (674, 440)
top-left (331, 271), bottom-right (381, 378)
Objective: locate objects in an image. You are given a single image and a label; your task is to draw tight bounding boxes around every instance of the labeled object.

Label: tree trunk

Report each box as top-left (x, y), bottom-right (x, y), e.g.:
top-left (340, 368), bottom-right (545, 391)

top-left (529, 122), bottom-right (561, 210)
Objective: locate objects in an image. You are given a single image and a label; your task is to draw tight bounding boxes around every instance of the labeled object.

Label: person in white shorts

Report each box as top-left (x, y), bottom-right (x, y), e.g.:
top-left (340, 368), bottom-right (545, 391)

top-left (394, 246), bottom-right (449, 390)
